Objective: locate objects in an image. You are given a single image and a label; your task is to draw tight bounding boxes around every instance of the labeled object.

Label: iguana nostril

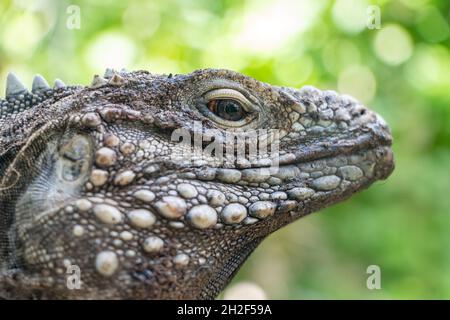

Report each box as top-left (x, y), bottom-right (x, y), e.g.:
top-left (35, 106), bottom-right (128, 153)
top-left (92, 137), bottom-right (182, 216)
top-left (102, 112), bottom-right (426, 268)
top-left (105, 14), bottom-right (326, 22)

top-left (375, 147), bottom-right (395, 180)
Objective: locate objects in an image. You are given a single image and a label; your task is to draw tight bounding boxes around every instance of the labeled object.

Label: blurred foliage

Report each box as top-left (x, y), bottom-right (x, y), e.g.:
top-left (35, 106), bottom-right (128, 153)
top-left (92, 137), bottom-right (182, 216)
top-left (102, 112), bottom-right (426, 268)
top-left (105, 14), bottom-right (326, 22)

top-left (0, 0), bottom-right (449, 299)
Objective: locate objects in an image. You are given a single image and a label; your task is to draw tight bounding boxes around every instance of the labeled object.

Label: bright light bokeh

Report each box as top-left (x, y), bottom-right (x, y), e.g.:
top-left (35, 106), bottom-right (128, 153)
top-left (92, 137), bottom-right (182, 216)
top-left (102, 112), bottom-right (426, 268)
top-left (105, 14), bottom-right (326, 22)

top-left (374, 24), bottom-right (413, 65)
top-left (85, 32), bottom-right (137, 70)
top-left (332, 0), bottom-right (368, 34)
top-left (233, 0), bottom-right (324, 53)
top-left (338, 65), bottom-right (376, 103)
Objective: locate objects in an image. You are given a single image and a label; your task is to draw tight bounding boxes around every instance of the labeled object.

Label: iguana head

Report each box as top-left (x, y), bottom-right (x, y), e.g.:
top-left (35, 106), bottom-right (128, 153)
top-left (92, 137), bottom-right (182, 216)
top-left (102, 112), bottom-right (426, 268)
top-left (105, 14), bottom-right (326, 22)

top-left (0, 69), bottom-right (394, 299)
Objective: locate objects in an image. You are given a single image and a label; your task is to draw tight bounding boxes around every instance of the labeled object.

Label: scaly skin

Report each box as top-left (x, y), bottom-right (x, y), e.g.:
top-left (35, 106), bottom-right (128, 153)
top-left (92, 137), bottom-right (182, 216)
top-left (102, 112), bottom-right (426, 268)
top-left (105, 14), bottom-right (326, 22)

top-left (0, 69), bottom-right (394, 299)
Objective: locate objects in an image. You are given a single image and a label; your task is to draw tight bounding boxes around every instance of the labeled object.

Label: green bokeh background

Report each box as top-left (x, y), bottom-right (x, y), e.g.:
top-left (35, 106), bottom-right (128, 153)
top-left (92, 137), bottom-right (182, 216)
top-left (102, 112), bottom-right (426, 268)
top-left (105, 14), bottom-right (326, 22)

top-left (0, 0), bottom-right (449, 299)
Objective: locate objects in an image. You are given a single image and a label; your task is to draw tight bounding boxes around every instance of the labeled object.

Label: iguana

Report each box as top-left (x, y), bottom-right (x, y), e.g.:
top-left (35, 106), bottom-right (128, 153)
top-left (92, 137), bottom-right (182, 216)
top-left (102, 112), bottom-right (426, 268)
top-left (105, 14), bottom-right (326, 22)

top-left (0, 69), bottom-right (394, 299)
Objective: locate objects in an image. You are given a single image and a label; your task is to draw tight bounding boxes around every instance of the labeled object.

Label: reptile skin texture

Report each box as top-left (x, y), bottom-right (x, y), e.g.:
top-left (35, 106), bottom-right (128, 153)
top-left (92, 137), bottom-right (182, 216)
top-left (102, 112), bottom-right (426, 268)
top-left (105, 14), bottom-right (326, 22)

top-left (0, 69), bottom-right (394, 299)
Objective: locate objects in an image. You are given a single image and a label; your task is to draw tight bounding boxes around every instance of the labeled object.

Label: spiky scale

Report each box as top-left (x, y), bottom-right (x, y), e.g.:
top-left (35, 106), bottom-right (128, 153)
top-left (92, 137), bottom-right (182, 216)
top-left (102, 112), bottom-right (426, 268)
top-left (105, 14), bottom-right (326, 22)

top-left (5, 72), bottom-right (28, 97)
top-left (104, 68), bottom-right (116, 79)
top-left (54, 79), bottom-right (66, 89)
top-left (91, 75), bottom-right (108, 88)
top-left (109, 74), bottom-right (125, 86)
top-left (32, 75), bottom-right (50, 93)
top-left (1, 72), bottom-right (60, 121)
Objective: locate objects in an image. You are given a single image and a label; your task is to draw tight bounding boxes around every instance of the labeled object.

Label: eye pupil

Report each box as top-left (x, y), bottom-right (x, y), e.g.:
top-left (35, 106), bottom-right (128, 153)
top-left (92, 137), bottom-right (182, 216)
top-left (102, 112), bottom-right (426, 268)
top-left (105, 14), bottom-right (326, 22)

top-left (225, 102), bottom-right (239, 114)
top-left (208, 99), bottom-right (245, 121)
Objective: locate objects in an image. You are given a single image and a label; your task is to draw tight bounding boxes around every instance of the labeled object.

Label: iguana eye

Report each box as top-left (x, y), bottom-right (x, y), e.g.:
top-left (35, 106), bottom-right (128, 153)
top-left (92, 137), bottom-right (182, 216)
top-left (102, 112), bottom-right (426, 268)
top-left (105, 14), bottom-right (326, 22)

top-left (207, 99), bottom-right (246, 121)
top-left (201, 88), bottom-right (257, 127)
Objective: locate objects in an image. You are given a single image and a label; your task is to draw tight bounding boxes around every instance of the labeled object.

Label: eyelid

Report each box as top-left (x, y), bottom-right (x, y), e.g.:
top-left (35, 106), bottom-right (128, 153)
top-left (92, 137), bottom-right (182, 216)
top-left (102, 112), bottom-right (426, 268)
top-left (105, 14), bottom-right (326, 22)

top-left (203, 89), bottom-right (254, 112)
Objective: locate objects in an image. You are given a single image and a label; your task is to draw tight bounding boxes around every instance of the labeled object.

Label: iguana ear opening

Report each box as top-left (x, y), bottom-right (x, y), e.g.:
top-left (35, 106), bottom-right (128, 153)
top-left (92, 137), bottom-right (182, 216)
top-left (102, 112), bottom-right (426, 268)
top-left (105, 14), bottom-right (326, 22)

top-left (59, 134), bottom-right (93, 182)
top-left (0, 128), bottom-right (93, 271)
top-left (0, 126), bottom-right (60, 270)
top-left (14, 132), bottom-right (93, 229)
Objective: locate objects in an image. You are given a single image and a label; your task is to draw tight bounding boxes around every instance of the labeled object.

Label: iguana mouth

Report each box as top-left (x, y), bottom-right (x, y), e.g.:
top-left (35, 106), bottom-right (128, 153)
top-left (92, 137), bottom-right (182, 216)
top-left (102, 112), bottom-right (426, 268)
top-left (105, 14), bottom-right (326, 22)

top-left (180, 129), bottom-right (393, 188)
top-left (281, 130), bottom-right (392, 165)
